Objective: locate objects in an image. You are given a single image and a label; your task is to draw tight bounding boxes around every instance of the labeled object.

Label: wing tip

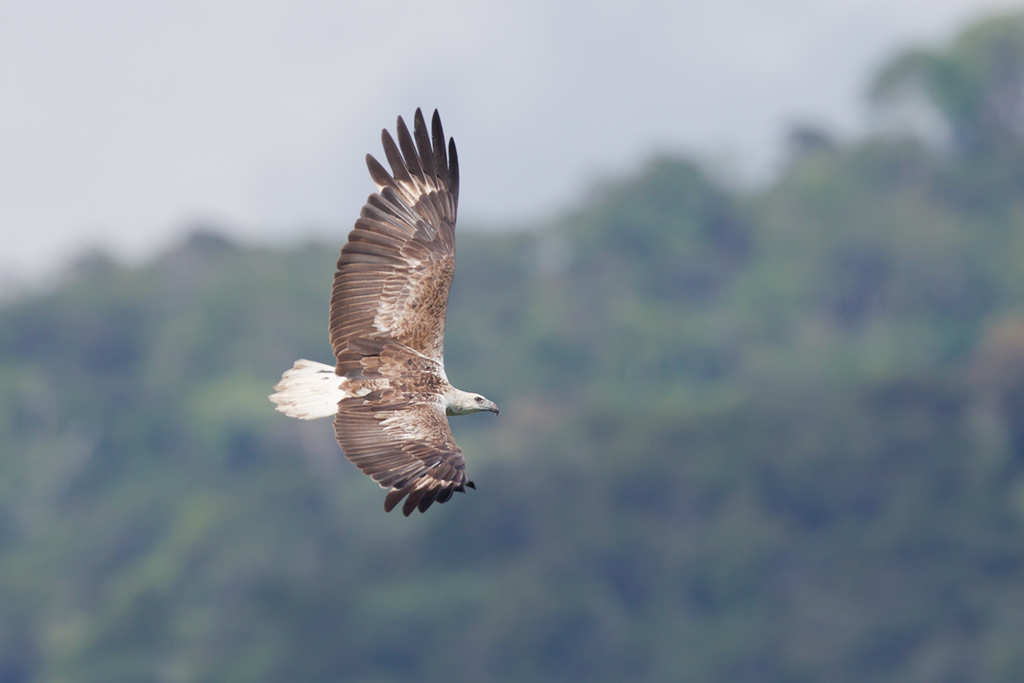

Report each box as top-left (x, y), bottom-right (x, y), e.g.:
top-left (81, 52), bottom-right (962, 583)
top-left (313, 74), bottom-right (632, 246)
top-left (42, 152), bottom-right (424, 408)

top-left (384, 488), bottom-right (404, 513)
top-left (382, 479), bottom-right (475, 516)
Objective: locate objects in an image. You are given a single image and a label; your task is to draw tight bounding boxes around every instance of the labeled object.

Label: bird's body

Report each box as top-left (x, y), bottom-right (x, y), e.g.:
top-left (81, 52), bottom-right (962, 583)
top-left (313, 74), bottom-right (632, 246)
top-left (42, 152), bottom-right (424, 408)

top-left (271, 109), bottom-right (497, 515)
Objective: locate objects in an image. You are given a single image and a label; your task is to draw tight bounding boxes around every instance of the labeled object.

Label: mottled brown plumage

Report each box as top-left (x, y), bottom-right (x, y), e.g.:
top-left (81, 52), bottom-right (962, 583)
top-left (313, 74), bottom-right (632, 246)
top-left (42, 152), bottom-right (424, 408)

top-left (270, 109), bottom-right (497, 516)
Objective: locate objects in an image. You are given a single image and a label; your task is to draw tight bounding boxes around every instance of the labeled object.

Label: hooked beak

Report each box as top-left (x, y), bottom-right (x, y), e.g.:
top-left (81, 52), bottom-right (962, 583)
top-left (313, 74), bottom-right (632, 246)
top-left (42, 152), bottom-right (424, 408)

top-left (490, 402), bottom-right (500, 416)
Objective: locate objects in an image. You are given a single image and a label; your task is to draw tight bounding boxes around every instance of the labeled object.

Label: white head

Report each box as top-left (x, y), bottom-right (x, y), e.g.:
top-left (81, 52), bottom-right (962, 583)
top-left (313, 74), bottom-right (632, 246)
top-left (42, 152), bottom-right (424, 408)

top-left (446, 390), bottom-right (499, 416)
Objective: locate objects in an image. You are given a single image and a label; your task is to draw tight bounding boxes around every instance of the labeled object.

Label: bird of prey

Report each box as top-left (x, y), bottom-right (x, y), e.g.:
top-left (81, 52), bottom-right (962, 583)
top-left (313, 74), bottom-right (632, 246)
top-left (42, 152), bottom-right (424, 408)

top-left (270, 109), bottom-right (498, 515)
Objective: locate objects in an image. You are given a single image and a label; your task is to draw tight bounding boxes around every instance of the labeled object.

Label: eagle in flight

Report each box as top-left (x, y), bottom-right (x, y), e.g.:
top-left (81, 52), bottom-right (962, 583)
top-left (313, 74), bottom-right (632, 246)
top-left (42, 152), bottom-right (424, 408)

top-left (270, 109), bottom-right (498, 515)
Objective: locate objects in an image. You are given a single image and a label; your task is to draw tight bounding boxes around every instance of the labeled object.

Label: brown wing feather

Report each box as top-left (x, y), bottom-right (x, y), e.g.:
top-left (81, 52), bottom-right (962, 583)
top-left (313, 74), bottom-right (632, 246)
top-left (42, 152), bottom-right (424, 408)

top-left (334, 398), bottom-right (473, 515)
top-left (330, 108), bottom-right (459, 371)
top-left (333, 340), bottom-right (473, 515)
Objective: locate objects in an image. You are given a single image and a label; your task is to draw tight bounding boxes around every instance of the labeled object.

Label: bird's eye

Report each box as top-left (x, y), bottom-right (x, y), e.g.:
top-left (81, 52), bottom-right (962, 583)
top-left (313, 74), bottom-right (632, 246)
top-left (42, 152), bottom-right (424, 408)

top-left (475, 396), bottom-right (483, 403)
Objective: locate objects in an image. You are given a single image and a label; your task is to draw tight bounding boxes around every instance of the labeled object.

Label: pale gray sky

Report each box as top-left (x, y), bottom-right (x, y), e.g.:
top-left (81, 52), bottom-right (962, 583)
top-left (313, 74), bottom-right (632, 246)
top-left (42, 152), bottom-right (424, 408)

top-left (2, 0), bottom-right (1021, 289)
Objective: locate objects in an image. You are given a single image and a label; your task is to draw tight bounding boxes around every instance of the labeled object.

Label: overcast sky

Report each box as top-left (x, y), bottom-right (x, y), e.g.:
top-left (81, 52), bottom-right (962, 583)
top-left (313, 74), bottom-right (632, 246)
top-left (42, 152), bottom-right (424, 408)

top-left (2, 0), bottom-right (1021, 290)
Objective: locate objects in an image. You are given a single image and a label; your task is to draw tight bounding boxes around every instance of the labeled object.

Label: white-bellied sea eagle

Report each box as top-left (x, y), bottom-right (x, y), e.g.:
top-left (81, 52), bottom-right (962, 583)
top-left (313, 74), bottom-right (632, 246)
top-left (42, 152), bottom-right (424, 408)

top-left (270, 109), bottom-right (498, 515)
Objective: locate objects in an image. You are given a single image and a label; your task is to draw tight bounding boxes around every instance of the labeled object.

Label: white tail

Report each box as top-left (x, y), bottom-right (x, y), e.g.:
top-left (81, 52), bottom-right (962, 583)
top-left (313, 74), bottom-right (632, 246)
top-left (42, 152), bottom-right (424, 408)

top-left (270, 360), bottom-right (347, 420)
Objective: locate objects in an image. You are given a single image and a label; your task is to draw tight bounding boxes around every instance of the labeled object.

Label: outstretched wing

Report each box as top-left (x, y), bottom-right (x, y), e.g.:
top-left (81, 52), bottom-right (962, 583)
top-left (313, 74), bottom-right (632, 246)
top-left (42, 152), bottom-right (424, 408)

top-left (334, 337), bottom-right (474, 515)
top-left (330, 108), bottom-right (460, 372)
top-left (334, 392), bottom-right (474, 516)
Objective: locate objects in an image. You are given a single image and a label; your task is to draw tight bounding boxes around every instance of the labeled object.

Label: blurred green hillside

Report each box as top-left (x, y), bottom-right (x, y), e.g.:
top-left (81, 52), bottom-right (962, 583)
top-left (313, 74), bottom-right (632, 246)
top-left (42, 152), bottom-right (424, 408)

top-left (5, 11), bottom-right (1024, 683)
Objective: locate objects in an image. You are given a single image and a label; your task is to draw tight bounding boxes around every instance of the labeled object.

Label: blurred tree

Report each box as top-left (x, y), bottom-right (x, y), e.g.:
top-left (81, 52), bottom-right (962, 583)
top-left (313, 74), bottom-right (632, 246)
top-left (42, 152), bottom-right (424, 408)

top-left (785, 122), bottom-right (838, 163)
top-left (566, 157), bottom-right (752, 302)
top-left (971, 316), bottom-right (1024, 458)
top-left (871, 12), bottom-right (1024, 158)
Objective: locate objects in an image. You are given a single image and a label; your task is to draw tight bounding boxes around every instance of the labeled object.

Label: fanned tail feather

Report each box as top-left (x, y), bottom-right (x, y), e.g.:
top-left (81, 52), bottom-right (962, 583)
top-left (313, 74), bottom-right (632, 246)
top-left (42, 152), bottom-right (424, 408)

top-left (270, 360), bottom-right (347, 420)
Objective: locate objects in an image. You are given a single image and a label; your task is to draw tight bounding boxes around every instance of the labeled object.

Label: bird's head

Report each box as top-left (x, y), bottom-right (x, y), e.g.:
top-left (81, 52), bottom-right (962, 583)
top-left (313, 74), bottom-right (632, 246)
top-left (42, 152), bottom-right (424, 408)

top-left (448, 391), bottom-right (499, 416)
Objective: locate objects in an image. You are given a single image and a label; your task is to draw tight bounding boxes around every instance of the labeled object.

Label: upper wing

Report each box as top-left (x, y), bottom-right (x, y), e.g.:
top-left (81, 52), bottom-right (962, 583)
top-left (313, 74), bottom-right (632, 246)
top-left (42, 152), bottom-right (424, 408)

top-left (330, 108), bottom-right (460, 372)
top-left (334, 390), bottom-right (474, 516)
